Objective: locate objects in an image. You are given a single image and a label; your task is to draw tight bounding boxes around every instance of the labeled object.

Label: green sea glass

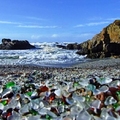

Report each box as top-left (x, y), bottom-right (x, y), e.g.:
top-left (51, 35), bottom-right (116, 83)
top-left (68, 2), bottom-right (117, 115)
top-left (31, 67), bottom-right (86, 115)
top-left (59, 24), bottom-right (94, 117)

top-left (85, 95), bottom-right (91, 102)
top-left (30, 109), bottom-right (38, 115)
top-left (73, 82), bottom-right (79, 87)
top-left (116, 91), bottom-right (120, 95)
top-left (5, 81), bottom-right (15, 89)
top-left (26, 91), bottom-right (33, 96)
top-left (58, 101), bottom-right (65, 106)
top-left (116, 91), bottom-right (120, 100)
top-left (113, 103), bottom-right (119, 109)
top-left (1, 100), bottom-right (8, 106)
top-left (100, 77), bottom-right (104, 81)
top-left (46, 115), bottom-right (52, 120)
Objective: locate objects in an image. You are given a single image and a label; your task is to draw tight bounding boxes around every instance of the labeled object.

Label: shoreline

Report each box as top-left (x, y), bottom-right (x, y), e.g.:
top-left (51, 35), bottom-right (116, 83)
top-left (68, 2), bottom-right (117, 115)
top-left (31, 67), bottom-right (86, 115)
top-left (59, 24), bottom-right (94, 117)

top-left (72, 57), bottom-right (120, 69)
top-left (0, 57), bottom-right (119, 70)
top-left (0, 58), bottom-right (119, 78)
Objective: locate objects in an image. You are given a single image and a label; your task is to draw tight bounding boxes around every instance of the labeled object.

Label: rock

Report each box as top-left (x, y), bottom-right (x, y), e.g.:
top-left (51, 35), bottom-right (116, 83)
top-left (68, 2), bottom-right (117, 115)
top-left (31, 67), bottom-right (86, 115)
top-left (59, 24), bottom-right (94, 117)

top-left (66, 43), bottom-right (82, 50)
top-left (2, 38), bottom-right (11, 45)
top-left (77, 20), bottom-right (120, 58)
top-left (66, 43), bottom-right (77, 50)
top-left (56, 44), bottom-right (66, 49)
top-left (0, 38), bottom-right (35, 50)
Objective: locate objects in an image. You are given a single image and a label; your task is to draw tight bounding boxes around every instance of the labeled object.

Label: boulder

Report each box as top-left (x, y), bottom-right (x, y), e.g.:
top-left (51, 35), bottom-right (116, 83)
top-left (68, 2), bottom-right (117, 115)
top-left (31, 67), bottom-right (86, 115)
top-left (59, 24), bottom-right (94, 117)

top-left (66, 43), bottom-right (82, 50)
top-left (77, 20), bottom-right (120, 58)
top-left (0, 38), bottom-right (35, 50)
top-left (56, 44), bottom-right (66, 49)
top-left (2, 38), bottom-right (11, 45)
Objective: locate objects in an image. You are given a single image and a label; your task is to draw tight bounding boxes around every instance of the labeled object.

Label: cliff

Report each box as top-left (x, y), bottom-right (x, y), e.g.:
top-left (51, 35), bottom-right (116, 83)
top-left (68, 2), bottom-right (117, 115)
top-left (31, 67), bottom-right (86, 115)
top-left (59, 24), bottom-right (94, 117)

top-left (77, 20), bottom-right (120, 58)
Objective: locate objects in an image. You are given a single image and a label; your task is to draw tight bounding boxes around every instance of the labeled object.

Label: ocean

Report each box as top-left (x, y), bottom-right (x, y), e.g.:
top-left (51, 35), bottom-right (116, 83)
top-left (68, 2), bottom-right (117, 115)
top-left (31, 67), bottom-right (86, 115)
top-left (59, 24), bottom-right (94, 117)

top-left (0, 42), bottom-right (87, 67)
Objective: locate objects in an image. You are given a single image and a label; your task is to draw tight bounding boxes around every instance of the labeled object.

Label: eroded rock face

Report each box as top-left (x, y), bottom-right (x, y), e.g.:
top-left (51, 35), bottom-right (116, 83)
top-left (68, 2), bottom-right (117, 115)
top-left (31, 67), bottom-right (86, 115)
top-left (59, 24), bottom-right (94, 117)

top-left (77, 20), bottom-right (120, 58)
top-left (0, 38), bottom-right (35, 50)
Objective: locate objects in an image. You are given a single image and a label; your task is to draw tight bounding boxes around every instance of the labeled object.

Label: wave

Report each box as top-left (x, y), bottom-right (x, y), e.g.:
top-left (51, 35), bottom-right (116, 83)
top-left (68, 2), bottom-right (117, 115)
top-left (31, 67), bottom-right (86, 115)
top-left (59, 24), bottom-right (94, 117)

top-left (0, 42), bottom-right (86, 67)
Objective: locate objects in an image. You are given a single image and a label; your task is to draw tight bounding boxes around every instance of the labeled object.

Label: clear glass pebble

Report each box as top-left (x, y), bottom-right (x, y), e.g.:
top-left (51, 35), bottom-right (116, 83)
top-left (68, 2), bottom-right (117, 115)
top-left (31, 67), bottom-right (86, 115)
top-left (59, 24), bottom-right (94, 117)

top-left (66, 97), bottom-right (74, 105)
top-left (98, 85), bottom-right (109, 93)
top-left (54, 88), bottom-right (62, 97)
top-left (104, 96), bottom-right (117, 105)
top-left (0, 103), bottom-right (4, 110)
top-left (72, 93), bottom-right (85, 102)
top-left (58, 105), bottom-right (65, 113)
top-left (109, 80), bottom-right (120, 88)
top-left (20, 104), bottom-right (29, 115)
top-left (76, 109), bottom-right (91, 120)
top-left (28, 115), bottom-right (40, 120)
top-left (90, 100), bottom-right (101, 109)
top-left (7, 111), bottom-right (21, 120)
top-left (2, 88), bottom-right (12, 98)
top-left (96, 77), bottom-right (112, 84)
top-left (37, 108), bottom-right (47, 115)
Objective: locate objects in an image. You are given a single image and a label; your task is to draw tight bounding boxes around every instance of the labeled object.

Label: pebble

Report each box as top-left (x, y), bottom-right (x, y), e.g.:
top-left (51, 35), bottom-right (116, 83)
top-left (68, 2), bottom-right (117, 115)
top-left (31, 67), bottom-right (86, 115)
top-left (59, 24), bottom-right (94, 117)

top-left (0, 66), bottom-right (119, 119)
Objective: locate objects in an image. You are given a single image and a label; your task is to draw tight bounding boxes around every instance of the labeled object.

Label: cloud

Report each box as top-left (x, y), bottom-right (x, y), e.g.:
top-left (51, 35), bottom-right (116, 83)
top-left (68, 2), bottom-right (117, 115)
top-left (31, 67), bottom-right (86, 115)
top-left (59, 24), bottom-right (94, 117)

top-left (0, 20), bottom-right (20, 24)
top-left (106, 17), bottom-right (120, 21)
top-left (31, 35), bottom-right (41, 39)
top-left (74, 24), bottom-right (84, 27)
top-left (87, 21), bottom-right (109, 26)
top-left (17, 25), bottom-right (58, 28)
top-left (74, 21), bottom-right (110, 28)
top-left (51, 34), bottom-right (59, 38)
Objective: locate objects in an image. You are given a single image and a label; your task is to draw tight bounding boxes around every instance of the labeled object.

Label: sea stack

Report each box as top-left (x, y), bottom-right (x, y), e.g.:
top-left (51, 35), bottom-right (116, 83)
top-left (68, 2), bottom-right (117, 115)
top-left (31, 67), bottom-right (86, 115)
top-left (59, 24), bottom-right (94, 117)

top-left (0, 38), bottom-right (35, 50)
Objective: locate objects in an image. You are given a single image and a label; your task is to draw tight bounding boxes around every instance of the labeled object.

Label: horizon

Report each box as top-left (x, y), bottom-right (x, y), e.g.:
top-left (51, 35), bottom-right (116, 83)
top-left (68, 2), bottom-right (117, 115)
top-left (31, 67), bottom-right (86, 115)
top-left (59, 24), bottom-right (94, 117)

top-left (0, 0), bottom-right (120, 43)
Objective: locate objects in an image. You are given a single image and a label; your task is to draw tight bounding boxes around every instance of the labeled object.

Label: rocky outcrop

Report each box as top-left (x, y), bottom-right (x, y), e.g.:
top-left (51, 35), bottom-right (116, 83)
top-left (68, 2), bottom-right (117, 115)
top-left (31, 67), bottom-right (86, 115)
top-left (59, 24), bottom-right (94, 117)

top-left (56, 44), bottom-right (67, 49)
top-left (0, 38), bottom-right (35, 50)
top-left (66, 43), bottom-right (82, 50)
top-left (77, 20), bottom-right (120, 58)
top-left (56, 43), bottom-right (82, 50)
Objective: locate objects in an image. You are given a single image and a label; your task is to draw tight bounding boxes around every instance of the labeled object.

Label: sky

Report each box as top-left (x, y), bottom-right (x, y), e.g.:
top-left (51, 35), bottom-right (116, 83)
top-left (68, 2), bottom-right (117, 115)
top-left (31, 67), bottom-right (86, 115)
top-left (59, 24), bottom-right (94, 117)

top-left (0, 0), bottom-right (120, 43)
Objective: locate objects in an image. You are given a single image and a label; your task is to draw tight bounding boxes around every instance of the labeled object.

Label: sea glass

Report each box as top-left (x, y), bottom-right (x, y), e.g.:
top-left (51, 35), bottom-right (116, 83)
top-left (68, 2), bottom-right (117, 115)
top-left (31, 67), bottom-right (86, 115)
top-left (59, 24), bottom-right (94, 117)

top-left (98, 85), bottom-right (109, 93)
top-left (76, 109), bottom-right (91, 120)
top-left (96, 77), bottom-right (112, 84)
top-left (85, 95), bottom-right (91, 102)
top-left (5, 82), bottom-right (15, 89)
top-left (0, 103), bottom-right (4, 110)
top-left (86, 84), bottom-right (96, 91)
top-left (1, 100), bottom-right (8, 106)
top-left (116, 91), bottom-right (120, 101)
top-left (28, 115), bottom-right (40, 120)
top-left (7, 111), bottom-right (21, 120)
top-left (30, 109), bottom-right (39, 115)
top-left (73, 82), bottom-right (79, 87)
top-left (26, 91), bottom-right (33, 97)
top-left (104, 96), bottom-right (117, 105)
top-left (113, 103), bottom-right (119, 109)
top-left (46, 114), bottom-right (52, 120)
top-left (90, 100), bottom-right (101, 109)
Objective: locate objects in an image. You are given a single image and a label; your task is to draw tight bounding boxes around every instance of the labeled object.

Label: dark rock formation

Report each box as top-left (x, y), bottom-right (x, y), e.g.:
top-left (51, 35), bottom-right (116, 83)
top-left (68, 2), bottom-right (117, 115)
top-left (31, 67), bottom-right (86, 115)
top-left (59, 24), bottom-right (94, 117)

top-left (66, 43), bottom-right (82, 50)
top-left (66, 43), bottom-right (77, 50)
top-left (56, 43), bottom-right (82, 50)
top-left (0, 38), bottom-right (35, 50)
top-left (77, 20), bottom-right (120, 58)
top-left (56, 44), bottom-right (66, 49)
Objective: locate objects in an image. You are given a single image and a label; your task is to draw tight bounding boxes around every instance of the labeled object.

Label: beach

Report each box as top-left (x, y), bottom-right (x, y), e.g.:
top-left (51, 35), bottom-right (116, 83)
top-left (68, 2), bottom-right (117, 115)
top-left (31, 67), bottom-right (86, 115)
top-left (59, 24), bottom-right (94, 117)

top-left (0, 58), bottom-right (120, 120)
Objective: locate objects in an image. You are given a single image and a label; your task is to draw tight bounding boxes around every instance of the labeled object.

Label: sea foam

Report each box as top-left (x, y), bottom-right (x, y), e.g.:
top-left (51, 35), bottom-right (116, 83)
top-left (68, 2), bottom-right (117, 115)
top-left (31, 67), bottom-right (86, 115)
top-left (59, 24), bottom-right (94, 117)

top-left (0, 42), bottom-right (86, 67)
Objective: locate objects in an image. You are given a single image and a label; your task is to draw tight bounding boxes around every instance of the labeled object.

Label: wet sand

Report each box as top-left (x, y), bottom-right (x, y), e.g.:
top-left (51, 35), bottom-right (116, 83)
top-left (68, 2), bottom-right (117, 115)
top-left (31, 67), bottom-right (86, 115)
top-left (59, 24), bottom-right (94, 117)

top-left (72, 58), bottom-right (120, 69)
top-left (0, 58), bottom-right (119, 80)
